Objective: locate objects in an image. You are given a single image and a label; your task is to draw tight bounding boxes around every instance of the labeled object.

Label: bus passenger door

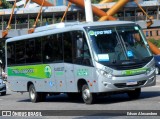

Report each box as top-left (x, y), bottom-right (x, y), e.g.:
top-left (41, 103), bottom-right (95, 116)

top-left (63, 32), bottom-right (76, 92)
top-left (72, 30), bottom-right (95, 92)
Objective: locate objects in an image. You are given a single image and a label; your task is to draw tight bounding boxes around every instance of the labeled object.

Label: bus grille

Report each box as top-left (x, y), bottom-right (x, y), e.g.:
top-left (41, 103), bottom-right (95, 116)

top-left (114, 80), bottom-right (146, 88)
top-left (114, 63), bottom-right (146, 70)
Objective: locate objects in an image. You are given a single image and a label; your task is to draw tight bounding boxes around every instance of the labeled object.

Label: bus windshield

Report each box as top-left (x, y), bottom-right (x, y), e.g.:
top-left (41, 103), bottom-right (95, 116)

top-left (87, 25), bottom-right (152, 69)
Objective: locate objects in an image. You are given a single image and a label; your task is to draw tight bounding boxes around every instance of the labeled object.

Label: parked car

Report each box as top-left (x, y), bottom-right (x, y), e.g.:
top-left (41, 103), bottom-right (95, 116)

top-left (154, 55), bottom-right (160, 75)
top-left (0, 78), bottom-right (6, 96)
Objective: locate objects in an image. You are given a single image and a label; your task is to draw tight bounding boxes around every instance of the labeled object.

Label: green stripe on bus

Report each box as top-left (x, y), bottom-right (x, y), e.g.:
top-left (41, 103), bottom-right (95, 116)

top-left (7, 64), bottom-right (52, 79)
top-left (121, 68), bottom-right (148, 76)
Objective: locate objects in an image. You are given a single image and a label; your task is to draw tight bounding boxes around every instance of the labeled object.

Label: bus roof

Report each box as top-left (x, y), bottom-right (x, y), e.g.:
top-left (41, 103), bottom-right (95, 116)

top-left (6, 21), bottom-right (136, 43)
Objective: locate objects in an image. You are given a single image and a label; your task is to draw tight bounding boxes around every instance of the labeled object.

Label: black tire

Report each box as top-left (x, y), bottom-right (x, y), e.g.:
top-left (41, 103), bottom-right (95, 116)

top-left (29, 84), bottom-right (41, 103)
top-left (1, 92), bottom-right (6, 96)
top-left (82, 84), bottom-right (96, 104)
top-left (67, 93), bottom-right (81, 100)
top-left (127, 88), bottom-right (141, 99)
top-left (155, 67), bottom-right (159, 75)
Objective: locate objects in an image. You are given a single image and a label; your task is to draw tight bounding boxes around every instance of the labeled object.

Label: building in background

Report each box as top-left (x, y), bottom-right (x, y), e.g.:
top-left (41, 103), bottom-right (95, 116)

top-left (0, 0), bottom-right (160, 40)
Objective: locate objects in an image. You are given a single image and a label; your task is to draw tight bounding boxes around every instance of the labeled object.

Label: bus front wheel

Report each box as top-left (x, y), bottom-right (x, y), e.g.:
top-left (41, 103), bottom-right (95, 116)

top-left (82, 84), bottom-right (96, 104)
top-left (127, 88), bottom-right (141, 99)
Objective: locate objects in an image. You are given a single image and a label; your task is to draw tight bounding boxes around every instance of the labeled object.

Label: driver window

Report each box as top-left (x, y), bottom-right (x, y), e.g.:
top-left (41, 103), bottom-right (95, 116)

top-left (72, 31), bottom-right (92, 66)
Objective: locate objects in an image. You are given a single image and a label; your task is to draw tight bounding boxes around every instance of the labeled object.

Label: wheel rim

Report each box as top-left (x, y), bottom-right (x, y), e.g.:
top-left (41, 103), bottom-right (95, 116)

top-left (30, 88), bottom-right (35, 100)
top-left (82, 88), bottom-right (90, 100)
top-left (155, 67), bottom-right (159, 74)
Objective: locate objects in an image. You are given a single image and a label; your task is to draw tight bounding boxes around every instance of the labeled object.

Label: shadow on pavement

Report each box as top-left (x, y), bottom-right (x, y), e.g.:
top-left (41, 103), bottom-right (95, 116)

top-left (17, 91), bottom-right (160, 104)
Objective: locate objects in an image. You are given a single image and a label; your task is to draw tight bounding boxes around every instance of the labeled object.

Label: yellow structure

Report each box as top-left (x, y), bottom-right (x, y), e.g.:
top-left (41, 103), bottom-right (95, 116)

top-left (99, 0), bottom-right (113, 4)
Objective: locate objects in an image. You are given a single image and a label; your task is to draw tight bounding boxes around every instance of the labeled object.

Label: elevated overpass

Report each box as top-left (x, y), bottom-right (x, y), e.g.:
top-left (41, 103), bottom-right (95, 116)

top-left (0, 0), bottom-right (160, 39)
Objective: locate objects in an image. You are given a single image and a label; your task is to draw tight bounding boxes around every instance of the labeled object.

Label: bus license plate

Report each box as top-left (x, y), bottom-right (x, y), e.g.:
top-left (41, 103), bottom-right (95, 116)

top-left (126, 81), bottom-right (137, 85)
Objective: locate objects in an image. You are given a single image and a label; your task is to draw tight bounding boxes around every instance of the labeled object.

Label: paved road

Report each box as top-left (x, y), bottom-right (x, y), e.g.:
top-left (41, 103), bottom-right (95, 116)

top-left (0, 76), bottom-right (160, 119)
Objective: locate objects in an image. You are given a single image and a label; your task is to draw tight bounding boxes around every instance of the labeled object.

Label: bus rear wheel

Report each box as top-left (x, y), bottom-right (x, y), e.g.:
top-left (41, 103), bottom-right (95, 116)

top-left (82, 84), bottom-right (96, 104)
top-left (29, 84), bottom-right (46, 103)
top-left (127, 88), bottom-right (141, 99)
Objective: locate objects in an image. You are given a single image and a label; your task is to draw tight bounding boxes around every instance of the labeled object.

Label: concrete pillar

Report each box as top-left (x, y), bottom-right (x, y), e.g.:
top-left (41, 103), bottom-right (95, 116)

top-left (77, 11), bottom-right (80, 21)
top-left (157, 6), bottom-right (159, 20)
top-left (63, 0), bottom-right (66, 5)
top-left (65, 13), bottom-right (67, 22)
top-left (41, 13), bottom-right (43, 26)
top-left (28, 14), bottom-right (30, 29)
top-left (123, 9), bottom-right (125, 20)
top-left (84, 0), bottom-right (93, 22)
top-left (54, 0), bottom-right (56, 6)
top-left (15, 15), bottom-right (16, 30)
top-left (2, 16), bottom-right (4, 30)
top-left (52, 14), bottom-right (55, 23)
top-left (146, 8), bottom-right (148, 21)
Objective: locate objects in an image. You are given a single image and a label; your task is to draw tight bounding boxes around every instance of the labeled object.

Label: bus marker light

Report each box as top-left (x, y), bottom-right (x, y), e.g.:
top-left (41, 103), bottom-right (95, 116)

top-left (90, 83), bottom-right (93, 86)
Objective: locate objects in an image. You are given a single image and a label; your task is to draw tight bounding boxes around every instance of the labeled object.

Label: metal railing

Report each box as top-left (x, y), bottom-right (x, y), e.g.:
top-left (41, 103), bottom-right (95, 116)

top-left (0, 16), bottom-right (159, 30)
top-left (0, 21), bottom-right (55, 30)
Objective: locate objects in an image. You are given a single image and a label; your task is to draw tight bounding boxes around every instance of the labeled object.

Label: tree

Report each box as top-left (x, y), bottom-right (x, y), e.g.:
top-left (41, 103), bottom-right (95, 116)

top-left (92, 0), bottom-right (101, 3)
top-left (149, 38), bottom-right (160, 48)
top-left (0, 0), bottom-right (12, 9)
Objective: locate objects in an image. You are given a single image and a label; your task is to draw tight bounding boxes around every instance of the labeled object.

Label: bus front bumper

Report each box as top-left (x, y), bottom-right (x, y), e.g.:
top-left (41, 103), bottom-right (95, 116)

top-left (97, 72), bottom-right (156, 92)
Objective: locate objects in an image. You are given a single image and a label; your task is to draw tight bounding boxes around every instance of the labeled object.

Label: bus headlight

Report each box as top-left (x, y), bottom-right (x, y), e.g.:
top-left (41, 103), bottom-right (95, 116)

top-left (146, 66), bottom-right (155, 75)
top-left (97, 69), bottom-right (113, 79)
top-left (146, 69), bottom-right (150, 75)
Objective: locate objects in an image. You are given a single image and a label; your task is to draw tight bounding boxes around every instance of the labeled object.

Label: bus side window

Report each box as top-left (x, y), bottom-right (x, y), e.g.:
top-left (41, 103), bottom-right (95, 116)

top-left (63, 32), bottom-right (73, 63)
top-left (42, 34), bottom-right (63, 63)
top-left (26, 39), bottom-right (35, 63)
top-left (54, 34), bottom-right (63, 62)
top-left (43, 36), bottom-right (54, 62)
top-left (15, 40), bottom-right (26, 64)
top-left (72, 31), bottom-right (92, 66)
top-left (26, 38), bottom-right (42, 64)
top-left (7, 43), bottom-right (15, 65)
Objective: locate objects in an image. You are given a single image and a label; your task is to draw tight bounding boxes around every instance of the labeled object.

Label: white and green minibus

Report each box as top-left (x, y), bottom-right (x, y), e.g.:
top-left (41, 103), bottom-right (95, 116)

top-left (6, 21), bottom-right (156, 104)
